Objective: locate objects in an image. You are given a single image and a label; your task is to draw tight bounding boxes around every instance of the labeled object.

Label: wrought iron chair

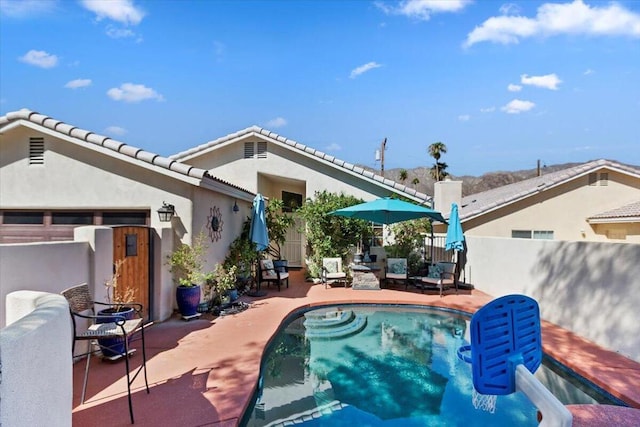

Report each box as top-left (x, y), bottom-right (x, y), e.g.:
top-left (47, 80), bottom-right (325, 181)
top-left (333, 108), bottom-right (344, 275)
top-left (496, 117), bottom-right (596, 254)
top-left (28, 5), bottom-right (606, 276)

top-left (385, 258), bottom-right (408, 289)
top-left (61, 283), bottom-right (149, 424)
top-left (420, 261), bottom-right (458, 297)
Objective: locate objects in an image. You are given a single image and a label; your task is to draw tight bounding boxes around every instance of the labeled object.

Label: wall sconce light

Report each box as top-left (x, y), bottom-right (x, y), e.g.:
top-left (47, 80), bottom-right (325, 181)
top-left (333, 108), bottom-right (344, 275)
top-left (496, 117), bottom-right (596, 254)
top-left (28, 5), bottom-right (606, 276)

top-left (157, 202), bottom-right (175, 222)
top-left (233, 200), bottom-right (239, 213)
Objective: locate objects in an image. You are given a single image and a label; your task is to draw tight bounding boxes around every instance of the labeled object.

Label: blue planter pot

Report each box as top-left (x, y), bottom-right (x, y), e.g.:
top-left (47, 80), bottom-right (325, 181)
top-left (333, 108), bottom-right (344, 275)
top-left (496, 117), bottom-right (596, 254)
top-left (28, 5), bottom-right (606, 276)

top-left (228, 289), bottom-right (239, 301)
top-left (97, 307), bottom-right (135, 358)
top-left (176, 285), bottom-right (201, 317)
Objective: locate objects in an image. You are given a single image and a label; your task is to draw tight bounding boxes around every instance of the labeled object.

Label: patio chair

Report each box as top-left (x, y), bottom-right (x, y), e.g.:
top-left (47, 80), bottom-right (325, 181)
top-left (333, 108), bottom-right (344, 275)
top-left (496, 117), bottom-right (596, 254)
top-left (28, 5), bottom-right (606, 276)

top-left (322, 257), bottom-right (348, 288)
top-left (385, 258), bottom-right (408, 289)
top-left (420, 261), bottom-right (458, 297)
top-left (61, 283), bottom-right (149, 424)
top-left (258, 259), bottom-right (289, 291)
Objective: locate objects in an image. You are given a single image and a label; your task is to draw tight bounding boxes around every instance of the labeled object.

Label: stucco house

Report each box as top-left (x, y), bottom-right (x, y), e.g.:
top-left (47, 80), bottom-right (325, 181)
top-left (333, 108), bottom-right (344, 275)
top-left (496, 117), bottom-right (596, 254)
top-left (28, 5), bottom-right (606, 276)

top-left (0, 109), bottom-right (428, 321)
top-left (169, 125), bottom-right (431, 266)
top-left (433, 159), bottom-right (640, 243)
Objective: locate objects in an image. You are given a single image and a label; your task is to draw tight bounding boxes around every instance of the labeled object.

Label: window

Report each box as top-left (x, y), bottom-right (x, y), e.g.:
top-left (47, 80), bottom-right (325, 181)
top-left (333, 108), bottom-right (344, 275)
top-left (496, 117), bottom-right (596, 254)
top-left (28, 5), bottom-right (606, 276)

top-left (512, 230), bottom-right (532, 239)
top-left (3, 211), bottom-right (44, 224)
top-left (29, 137), bottom-right (45, 165)
top-left (102, 212), bottom-right (147, 225)
top-left (52, 212), bottom-right (93, 225)
top-left (512, 230), bottom-right (554, 239)
top-left (533, 230), bottom-right (554, 240)
top-left (281, 191), bottom-right (302, 212)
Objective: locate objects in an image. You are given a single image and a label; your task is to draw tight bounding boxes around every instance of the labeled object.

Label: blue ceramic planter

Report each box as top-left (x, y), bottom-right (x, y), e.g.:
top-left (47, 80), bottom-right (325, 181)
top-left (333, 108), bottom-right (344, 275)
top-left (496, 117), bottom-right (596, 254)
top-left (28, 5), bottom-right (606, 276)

top-left (97, 307), bottom-right (135, 358)
top-left (176, 285), bottom-right (201, 317)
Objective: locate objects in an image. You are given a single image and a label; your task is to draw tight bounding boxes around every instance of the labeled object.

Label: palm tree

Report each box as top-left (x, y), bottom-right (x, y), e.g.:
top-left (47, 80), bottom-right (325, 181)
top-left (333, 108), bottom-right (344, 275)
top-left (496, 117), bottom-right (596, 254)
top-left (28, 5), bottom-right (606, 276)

top-left (398, 169), bottom-right (408, 185)
top-left (428, 142), bottom-right (448, 181)
top-left (429, 162), bottom-right (449, 181)
top-left (411, 177), bottom-right (420, 188)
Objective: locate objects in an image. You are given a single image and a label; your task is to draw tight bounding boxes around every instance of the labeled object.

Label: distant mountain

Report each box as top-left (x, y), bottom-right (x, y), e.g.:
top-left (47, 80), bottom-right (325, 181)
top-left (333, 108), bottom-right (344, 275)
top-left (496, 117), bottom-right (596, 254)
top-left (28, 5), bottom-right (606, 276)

top-left (374, 161), bottom-right (637, 197)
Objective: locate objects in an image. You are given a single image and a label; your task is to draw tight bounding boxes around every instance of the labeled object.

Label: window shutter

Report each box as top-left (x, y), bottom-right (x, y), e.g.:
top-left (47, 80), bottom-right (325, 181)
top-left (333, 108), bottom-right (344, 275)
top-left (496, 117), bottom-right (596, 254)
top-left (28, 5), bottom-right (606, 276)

top-left (244, 142), bottom-right (254, 159)
top-left (29, 137), bottom-right (45, 165)
top-left (257, 141), bottom-right (267, 159)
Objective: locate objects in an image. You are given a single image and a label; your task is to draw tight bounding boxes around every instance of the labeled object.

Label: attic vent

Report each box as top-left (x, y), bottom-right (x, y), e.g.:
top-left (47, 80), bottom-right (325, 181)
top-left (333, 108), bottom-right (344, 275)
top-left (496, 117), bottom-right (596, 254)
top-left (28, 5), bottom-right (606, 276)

top-left (257, 141), bottom-right (267, 159)
top-left (599, 172), bottom-right (608, 186)
top-left (29, 137), bottom-right (45, 165)
top-left (244, 142), bottom-right (254, 159)
top-left (588, 173), bottom-right (597, 186)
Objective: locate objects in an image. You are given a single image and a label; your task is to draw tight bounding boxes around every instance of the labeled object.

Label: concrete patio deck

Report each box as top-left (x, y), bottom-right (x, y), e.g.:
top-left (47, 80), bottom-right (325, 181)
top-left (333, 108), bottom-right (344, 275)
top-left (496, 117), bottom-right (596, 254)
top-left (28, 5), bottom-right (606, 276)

top-left (72, 270), bottom-right (640, 426)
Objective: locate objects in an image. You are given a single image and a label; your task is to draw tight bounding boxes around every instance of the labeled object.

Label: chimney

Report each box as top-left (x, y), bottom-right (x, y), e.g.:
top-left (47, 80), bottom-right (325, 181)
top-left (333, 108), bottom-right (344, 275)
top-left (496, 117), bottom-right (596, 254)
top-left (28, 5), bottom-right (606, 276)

top-left (433, 178), bottom-right (462, 216)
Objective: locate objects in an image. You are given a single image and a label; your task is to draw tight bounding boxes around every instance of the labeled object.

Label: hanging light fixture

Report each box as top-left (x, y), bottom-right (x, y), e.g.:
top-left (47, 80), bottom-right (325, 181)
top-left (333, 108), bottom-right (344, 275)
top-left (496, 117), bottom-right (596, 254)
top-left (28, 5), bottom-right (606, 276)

top-left (157, 202), bottom-right (175, 222)
top-left (233, 200), bottom-right (239, 213)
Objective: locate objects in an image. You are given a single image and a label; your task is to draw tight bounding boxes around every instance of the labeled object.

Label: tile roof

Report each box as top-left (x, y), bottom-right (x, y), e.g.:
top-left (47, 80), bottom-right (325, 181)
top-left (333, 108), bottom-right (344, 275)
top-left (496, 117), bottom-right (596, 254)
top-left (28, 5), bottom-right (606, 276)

top-left (588, 200), bottom-right (640, 222)
top-left (0, 109), bottom-right (253, 196)
top-left (170, 125), bottom-right (432, 204)
top-left (460, 159), bottom-right (640, 222)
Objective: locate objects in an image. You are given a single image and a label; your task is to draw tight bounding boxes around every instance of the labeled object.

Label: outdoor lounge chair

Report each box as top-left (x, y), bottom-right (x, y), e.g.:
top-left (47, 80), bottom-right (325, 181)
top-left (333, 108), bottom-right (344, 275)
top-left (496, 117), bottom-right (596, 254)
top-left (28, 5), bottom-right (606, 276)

top-left (420, 261), bottom-right (458, 297)
top-left (322, 257), bottom-right (348, 288)
top-left (258, 259), bottom-right (289, 291)
top-left (385, 258), bottom-right (408, 289)
top-left (61, 283), bottom-right (149, 424)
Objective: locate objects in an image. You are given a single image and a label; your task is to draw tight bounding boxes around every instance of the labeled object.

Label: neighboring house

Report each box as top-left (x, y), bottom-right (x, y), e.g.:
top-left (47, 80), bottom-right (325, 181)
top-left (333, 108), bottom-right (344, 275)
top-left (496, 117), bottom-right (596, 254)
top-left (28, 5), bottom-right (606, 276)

top-left (170, 126), bottom-right (431, 266)
top-left (0, 109), bottom-right (256, 320)
top-left (433, 159), bottom-right (640, 243)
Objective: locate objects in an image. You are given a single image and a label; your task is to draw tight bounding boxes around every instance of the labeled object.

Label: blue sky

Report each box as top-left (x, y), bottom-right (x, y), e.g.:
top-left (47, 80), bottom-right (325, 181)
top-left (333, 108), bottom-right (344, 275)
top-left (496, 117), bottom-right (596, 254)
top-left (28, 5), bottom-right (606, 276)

top-left (1, 0), bottom-right (638, 176)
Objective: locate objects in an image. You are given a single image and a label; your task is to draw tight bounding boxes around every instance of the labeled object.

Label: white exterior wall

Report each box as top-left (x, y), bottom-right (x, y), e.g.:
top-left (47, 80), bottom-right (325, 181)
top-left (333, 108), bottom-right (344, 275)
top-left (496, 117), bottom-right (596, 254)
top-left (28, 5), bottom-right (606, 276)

top-left (463, 170), bottom-right (640, 243)
top-left (464, 235), bottom-right (640, 362)
top-left (186, 137), bottom-right (398, 202)
top-left (1, 291), bottom-right (72, 427)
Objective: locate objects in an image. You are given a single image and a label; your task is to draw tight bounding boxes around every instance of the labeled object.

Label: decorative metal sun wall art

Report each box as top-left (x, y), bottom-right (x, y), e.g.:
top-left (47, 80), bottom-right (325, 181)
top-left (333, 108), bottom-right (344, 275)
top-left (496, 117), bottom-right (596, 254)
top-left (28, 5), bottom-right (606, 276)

top-left (207, 206), bottom-right (223, 242)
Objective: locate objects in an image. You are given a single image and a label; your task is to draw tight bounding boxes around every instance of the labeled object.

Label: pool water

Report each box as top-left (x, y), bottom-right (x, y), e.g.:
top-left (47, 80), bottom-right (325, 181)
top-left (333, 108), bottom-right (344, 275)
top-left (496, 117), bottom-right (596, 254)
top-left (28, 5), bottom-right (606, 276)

top-left (243, 306), bottom-right (617, 426)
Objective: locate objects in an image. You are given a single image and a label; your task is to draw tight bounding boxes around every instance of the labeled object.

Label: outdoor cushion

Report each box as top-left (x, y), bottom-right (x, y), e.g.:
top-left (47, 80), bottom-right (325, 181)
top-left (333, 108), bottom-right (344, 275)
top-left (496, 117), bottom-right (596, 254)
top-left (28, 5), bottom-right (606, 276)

top-left (324, 260), bottom-right (339, 274)
top-left (427, 264), bottom-right (443, 278)
top-left (390, 260), bottom-right (407, 275)
top-left (260, 259), bottom-right (277, 278)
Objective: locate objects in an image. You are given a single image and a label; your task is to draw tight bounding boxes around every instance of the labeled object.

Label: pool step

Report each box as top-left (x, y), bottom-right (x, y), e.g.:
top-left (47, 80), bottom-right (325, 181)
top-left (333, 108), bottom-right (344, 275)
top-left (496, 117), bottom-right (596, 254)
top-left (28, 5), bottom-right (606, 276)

top-left (303, 309), bottom-right (367, 340)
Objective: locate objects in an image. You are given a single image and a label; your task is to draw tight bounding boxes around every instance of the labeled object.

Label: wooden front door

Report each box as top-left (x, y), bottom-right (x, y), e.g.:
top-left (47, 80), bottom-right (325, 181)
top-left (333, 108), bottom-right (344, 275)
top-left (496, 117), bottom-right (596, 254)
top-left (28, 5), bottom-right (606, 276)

top-left (113, 226), bottom-right (152, 321)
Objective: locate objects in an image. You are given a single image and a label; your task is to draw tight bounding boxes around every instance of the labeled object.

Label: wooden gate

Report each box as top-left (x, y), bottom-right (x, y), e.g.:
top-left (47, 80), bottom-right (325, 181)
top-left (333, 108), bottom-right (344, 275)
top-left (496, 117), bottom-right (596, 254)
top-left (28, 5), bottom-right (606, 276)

top-left (112, 226), bottom-right (152, 321)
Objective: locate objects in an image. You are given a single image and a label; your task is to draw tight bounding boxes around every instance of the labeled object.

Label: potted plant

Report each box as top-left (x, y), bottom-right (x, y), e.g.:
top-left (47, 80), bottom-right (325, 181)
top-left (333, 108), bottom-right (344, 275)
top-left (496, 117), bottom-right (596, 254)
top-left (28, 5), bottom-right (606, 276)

top-left (98, 259), bottom-right (137, 357)
top-left (167, 232), bottom-right (209, 318)
top-left (210, 263), bottom-right (238, 308)
top-left (224, 217), bottom-right (258, 291)
top-left (265, 198), bottom-right (295, 271)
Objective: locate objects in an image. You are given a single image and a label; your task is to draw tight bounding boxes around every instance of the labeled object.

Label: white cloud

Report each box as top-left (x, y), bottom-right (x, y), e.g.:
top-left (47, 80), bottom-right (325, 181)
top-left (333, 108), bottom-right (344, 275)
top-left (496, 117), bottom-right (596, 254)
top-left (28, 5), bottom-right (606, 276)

top-left (105, 126), bottom-right (127, 136)
top-left (19, 50), bottom-right (58, 68)
top-left (325, 143), bottom-right (342, 152)
top-left (107, 83), bottom-right (164, 102)
top-left (458, 114), bottom-right (470, 121)
top-left (501, 99), bottom-right (536, 114)
top-left (376, 0), bottom-right (472, 21)
top-left (508, 83), bottom-right (522, 92)
top-left (106, 26), bottom-right (135, 39)
top-left (480, 106), bottom-right (496, 113)
top-left (265, 117), bottom-right (287, 128)
top-left (583, 68), bottom-right (594, 75)
top-left (1, 0), bottom-right (57, 17)
top-left (80, 0), bottom-right (145, 25)
top-left (350, 62), bottom-right (382, 79)
top-left (464, 0), bottom-right (640, 47)
top-left (499, 3), bottom-right (522, 16)
top-left (521, 73), bottom-right (562, 90)
top-left (65, 79), bottom-right (92, 89)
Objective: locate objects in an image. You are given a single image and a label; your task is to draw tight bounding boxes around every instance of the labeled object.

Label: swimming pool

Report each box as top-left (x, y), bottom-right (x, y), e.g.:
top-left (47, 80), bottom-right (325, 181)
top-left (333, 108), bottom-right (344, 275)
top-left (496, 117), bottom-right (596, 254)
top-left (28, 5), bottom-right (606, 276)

top-left (242, 305), bottom-right (622, 426)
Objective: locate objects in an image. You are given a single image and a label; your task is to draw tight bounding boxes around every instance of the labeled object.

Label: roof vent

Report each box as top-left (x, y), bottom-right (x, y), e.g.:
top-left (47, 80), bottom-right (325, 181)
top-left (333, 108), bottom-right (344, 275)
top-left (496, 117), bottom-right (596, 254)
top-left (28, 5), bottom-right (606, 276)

top-left (29, 137), bottom-right (45, 165)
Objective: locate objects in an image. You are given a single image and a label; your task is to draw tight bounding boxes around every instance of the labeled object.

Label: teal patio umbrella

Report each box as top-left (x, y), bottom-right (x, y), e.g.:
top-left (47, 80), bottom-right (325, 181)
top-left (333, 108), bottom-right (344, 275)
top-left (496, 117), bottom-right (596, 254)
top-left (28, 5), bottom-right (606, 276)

top-left (445, 203), bottom-right (464, 252)
top-left (329, 197), bottom-right (446, 225)
top-left (250, 193), bottom-right (269, 251)
top-left (249, 194), bottom-right (269, 296)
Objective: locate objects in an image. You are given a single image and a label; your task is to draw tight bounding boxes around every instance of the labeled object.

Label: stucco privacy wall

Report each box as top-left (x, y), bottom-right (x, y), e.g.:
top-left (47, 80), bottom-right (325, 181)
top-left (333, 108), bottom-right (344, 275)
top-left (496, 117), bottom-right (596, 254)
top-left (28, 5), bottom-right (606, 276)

top-left (0, 291), bottom-right (72, 427)
top-left (464, 235), bottom-right (640, 362)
